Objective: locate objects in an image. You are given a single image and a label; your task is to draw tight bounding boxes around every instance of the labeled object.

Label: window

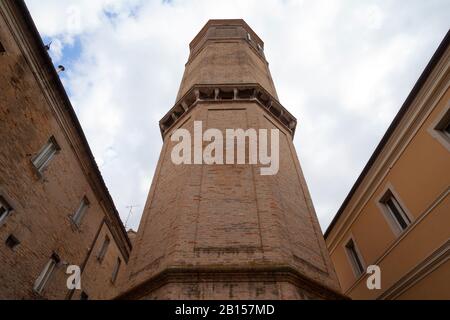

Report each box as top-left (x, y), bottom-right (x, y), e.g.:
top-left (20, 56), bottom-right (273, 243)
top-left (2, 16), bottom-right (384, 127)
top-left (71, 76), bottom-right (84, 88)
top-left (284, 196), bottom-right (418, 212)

top-left (430, 105), bottom-right (450, 151)
top-left (257, 43), bottom-right (263, 52)
top-left (345, 239), bottom-right (364, 277)
top-left (0, 40), bottom-right (5, 54)
top-left (435, 108), bottom-right (450, 141)
top-left (5, 234), bottom-right (20, 250)
top-left (247, 33), bottom-right (252, 41)
top-left (111, 258), bottom-right (121, 284)
top-left (34, 253), bottom-right (60, 294)
top-left (72, 197), bottom-right (89, 227)
top-left (80, 291), bottom-right (89, 300)
top-left (380, 190), bottom-right (411, 234)
top-left (97, 236), bottom-right (110, 262)
top-left (0, 195), bottom-right (13, 225)
top-left (32, 136), bottom-right (60, 174)
top-left (444, 122), bottom-right (450, 139)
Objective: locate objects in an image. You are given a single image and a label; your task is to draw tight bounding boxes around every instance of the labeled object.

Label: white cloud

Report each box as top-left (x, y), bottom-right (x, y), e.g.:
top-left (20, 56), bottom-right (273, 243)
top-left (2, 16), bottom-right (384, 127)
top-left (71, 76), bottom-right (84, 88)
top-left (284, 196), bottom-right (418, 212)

top-left (25, 0), bottom-right (450, 231)
top-left (355, 4), bottom-right (385, 30)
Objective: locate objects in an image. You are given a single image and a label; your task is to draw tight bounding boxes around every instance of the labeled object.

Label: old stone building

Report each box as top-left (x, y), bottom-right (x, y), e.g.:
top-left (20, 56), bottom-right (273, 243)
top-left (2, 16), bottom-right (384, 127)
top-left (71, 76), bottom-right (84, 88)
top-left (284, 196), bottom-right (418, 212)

top-left (0, 1), bottom-right (343, 300)
top-left (5, 0), bottom-right (447, 301)
top-left (0, 0), bottom-right (131, 300)
top-left (325, 32), bottom-right (450, 300)
top-left (116, 19), bottom-right (344, 300)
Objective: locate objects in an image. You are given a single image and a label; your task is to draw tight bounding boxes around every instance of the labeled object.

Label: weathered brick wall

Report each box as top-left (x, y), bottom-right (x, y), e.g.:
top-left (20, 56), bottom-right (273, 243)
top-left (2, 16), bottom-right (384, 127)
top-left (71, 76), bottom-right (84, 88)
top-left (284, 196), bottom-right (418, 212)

top-left (120, 102), bottom-right (341, 299)
top-left (71, 222), bottom-right (128, 300)
top-left (140, 280), bottom-right (325, 300)
top-left (0, 10), bottom-right (341, 300)
top-left (118, 20), bottom-right (341, 300)
top-left (0, 1), bottom-right (130, 300)
top-left (177, 41), bottom-right (277, 101)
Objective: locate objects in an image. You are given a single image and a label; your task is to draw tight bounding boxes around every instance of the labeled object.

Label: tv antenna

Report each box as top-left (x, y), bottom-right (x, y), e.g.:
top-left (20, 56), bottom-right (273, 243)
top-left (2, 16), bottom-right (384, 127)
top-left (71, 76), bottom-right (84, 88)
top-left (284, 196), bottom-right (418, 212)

top-left (45, 41), bottom-right (52, 51)
top-left (125, 205), bottom-right (139, 229)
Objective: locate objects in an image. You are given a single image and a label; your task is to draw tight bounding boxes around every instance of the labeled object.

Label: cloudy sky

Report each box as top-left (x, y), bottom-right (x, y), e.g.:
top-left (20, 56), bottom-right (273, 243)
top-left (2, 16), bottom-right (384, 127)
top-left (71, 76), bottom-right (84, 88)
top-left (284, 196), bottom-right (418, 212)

top-left (25, 0), bottom-right (449, 232)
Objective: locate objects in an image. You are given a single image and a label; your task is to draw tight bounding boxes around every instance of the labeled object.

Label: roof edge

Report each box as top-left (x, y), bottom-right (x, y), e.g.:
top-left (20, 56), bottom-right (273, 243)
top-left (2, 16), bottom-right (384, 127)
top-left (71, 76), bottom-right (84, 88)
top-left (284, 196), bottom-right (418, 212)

top-left (324, 29), bottom-right (450, 239)
top-left (13, 0), bottom-right (133, 251)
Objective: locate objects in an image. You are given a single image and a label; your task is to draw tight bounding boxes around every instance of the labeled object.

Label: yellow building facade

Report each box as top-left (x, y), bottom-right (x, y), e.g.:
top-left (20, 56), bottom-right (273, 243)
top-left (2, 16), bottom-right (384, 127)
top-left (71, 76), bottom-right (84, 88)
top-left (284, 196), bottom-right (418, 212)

top-left (325, 32), bottom-right (450, 300)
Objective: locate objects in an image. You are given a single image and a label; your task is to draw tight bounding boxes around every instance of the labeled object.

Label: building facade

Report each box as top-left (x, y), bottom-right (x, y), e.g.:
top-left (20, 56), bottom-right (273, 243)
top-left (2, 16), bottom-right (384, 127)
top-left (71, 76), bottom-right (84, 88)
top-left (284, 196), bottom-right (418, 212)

top-left (4, 0), bottom-right (447, 301)
top-left (0, 0), bottom-right (131, 300)
top-left (117, 19), bottom-right (344, 300)
top-left (325, 32), bottom-right (450, 300)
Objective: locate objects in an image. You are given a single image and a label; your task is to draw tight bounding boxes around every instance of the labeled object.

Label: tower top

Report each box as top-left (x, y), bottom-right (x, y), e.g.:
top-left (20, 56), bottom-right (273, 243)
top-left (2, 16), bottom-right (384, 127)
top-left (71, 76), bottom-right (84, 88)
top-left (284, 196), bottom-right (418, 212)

top-left (188, 19), bottom-right (266, 63)
top-left (120, 17), bottom-right (343, 301)
top-left (159, 18), bottom-right (298, 139)
top-left (191, 19), bottom-right (264, 48)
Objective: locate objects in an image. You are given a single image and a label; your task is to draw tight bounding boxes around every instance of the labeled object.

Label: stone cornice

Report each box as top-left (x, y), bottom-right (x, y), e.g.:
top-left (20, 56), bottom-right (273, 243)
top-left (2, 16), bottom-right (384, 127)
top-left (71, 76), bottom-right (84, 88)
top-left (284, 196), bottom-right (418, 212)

top-left (160, 84), bottom-right (298, 139)
top-left (116, 265), bottom-right (348, 300)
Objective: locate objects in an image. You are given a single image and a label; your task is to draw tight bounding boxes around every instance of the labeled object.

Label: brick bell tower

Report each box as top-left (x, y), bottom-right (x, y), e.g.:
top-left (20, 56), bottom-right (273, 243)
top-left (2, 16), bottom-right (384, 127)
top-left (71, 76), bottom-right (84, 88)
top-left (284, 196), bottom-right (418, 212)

top-left (118, 20), bottom-right (344, 300)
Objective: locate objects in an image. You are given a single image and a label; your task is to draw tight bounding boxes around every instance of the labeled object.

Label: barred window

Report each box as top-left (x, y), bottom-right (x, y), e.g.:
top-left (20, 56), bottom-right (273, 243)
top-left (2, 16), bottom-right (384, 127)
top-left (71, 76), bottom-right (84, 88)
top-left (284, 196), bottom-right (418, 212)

top-left (32, 136), bottom-right (60, 174)
top-left (111, 258), bottom-right (121, 283)
top-left (34, 253), bottom-right (60, 294)
top-left (72, 197), bottom-right (89, 227)
top-left (97, 236), bottom-right (110, 262)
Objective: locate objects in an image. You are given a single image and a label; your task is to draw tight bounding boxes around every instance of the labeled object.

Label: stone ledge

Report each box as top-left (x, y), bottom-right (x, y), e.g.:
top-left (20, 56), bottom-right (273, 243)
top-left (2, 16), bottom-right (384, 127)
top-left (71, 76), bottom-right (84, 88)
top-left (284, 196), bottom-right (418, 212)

top-left (116, 265), bottom-right (348, 300)
top-left (160, 84), bottom-right (298, 139)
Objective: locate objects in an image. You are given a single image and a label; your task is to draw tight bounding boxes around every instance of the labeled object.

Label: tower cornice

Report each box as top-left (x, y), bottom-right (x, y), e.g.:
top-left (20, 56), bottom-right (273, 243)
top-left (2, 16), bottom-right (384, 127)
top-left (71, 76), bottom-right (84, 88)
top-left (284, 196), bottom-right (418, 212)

top-left (159, 83), bottom-right (297, 139)
top-left (116, 265), bottom-right (348, 300)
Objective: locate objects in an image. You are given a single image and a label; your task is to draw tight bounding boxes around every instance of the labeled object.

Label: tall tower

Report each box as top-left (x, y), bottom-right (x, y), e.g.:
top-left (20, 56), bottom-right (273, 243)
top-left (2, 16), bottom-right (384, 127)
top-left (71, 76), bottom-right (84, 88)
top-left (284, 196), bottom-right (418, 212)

top-left (119, 20), bottom-right (343, 300)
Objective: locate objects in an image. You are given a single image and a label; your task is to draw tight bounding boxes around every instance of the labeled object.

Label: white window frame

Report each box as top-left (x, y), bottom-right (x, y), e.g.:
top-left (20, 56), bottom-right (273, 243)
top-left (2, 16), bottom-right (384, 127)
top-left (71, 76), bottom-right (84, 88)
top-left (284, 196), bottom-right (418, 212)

top-left (377, 185), bottom-right (413, 236)
top-left (33, 254), bottom-right (60, 295)
top-left (97, 236), bottom-right (110, 262)
top-left (32, 136), bottom-right (60, 174)
top-left (72, 197), bottom-right (89, 227)
top-left (0, 195), bottom-right (13, 226)
top-left (428, 102), bottom-right (450, 152)
top-left (344, 236), bottom-right (365, 278)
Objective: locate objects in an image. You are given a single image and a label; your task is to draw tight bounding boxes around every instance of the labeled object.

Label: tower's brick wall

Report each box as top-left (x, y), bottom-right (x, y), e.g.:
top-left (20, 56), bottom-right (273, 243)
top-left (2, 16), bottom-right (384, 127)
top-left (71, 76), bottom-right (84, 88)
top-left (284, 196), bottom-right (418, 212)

top-left (120, 101), bottom-right (342, 299)
top-left (176, 20), bottom-right (278, 101)
top-left (139, 280), bottom-right (328, 300)
top-left (119, 19), bottom-right (343, 300)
